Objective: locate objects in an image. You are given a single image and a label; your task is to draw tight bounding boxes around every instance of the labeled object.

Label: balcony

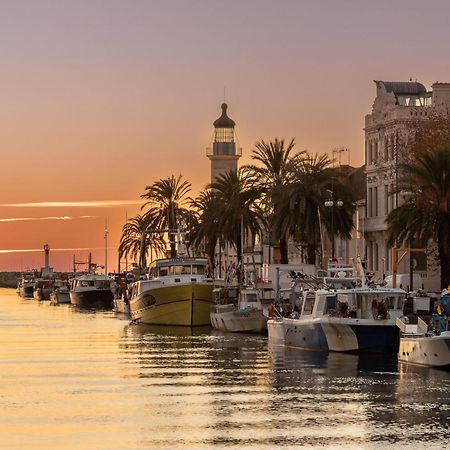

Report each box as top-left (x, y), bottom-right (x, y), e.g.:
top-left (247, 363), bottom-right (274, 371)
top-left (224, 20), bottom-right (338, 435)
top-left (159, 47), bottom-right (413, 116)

top-left (363, 216), bottom-right (388, 232)
top-left (206, 145), bottom-right (242, 157)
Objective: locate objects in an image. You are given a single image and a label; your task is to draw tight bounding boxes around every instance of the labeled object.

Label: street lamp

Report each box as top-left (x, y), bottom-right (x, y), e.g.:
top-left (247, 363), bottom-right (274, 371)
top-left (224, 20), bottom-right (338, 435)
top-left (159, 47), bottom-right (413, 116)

top-left (324, 194), bottom-right (343, 259)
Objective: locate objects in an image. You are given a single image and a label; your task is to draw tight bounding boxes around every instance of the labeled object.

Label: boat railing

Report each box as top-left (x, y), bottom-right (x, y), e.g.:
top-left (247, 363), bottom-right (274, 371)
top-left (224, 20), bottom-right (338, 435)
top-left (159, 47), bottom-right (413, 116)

top-left (396, 316), bottom-right (428, 335)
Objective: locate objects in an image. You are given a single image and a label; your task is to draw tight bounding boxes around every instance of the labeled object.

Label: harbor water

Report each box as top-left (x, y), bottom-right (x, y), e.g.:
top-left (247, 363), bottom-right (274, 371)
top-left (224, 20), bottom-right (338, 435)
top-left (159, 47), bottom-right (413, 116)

top-left (0, 288), bottom-right (449, 449)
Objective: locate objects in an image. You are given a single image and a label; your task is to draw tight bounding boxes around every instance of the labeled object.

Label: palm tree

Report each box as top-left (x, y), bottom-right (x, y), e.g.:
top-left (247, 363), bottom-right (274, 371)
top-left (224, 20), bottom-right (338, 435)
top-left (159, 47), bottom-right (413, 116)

top-left (243, 138), bottom-right (303, 263)
top-left (118, 214), bottom-right (166, 269)
top-left (275, 152), bottom-right (355, 265)
top-left (387, 147), bottom-right (450, 289)
top-left (189, 190), bottom-right (222, 270)
top-left (210, 169), bottom-right (264, 267)
top-left (141, 175), bottom-right (192, 258)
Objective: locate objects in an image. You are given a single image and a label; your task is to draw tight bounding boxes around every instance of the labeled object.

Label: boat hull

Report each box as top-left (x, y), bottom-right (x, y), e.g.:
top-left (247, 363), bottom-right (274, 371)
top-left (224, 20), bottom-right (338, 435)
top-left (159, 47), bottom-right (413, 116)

top-left (211, 307), bottom-right (266, 333)
top-left (114, 298), bottom-right (130, 315)
top-left (34, 288), bottom-right (52, 301)
top-left (267, 318), bottom-right (286, 343)
top-left (283, 318), bottom-right (399, 353)
top-left (398, 333), bottom-right (450, 368)
top-left (19, 284), bottom-right (34, 298)
top-left (130, 283), bottom-right (214, 326)
top-left (70, 289), bottom-right (114, 310)
top-left (50, 290), bottom-right (71, 305)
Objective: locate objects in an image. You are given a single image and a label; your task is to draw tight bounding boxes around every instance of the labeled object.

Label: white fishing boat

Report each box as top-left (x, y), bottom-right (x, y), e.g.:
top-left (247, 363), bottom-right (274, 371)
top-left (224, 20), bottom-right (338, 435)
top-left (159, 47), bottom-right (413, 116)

top-left (50, 280), bottom-right (71, 305)
top-left (17, 272), bottom-right (35, 298)
top-left (33, 279), bottom-right (54, 301)
top-left (210, 284), bottom-right (272, 333)
top-left (268, 260), bottom-right (407, 353)
top-left (397, 315), bottom-right (450, 368)
top-left (69, 273), bottom-right (116, 310)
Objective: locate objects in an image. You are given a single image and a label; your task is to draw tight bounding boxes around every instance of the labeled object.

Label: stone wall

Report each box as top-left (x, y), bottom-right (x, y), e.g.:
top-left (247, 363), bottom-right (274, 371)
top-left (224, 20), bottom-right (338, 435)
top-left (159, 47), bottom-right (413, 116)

top-left (0, 272), bottom-right (21, 288)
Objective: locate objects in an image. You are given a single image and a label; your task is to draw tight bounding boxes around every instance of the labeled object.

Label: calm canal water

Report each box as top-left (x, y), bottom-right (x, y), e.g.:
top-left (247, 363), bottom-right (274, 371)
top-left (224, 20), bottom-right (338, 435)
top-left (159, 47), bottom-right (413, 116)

top-left (0, 288), bottom-right (449, 449)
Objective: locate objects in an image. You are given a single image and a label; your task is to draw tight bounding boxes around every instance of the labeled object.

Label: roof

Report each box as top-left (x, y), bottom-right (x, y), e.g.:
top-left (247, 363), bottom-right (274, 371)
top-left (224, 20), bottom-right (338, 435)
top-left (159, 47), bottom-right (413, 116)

top-left (213, 103), bottom-right (235, 128)
top-left (154, 258), bottom-right (207, 266)
top-left (375, 80), bottom-right (427, 95)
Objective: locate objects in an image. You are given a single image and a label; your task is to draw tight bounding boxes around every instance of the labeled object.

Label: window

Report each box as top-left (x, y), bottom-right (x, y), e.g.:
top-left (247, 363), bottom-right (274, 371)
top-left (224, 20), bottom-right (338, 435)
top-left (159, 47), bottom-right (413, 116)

top-left (385, 244), bottom-right (390, 272)
top-left (159, 267), bottom-right (169, 276)
top-left (303, 294), bottom-right (315, 314)
top-left (325, 295), bottom-right (337, 312)
top-left (175, 265), bottom-right (191, 275)
top-left (390, 184), bottom-right (395, 211)
top-left (214, 127), bottom-right (234, 143)
top-left (374, 187), bottom-right (378, 217)
top-left (374, 243), bottom-right (379, 271)
top-left (192, 265), bottom-right (205, 275)
top-left (368, 188), bottom-right (373, 217)
top-left (385, 185), bottom-right (389, 215)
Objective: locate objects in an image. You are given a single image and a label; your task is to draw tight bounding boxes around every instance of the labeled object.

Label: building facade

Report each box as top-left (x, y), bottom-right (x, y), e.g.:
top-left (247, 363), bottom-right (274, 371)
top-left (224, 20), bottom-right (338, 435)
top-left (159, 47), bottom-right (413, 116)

top-left (364, 80), bottom-right (450, 289)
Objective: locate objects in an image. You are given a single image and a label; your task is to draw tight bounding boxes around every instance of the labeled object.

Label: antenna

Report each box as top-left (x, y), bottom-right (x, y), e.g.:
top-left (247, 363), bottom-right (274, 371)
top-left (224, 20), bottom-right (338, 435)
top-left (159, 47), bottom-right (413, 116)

top-left (104, 217), bottom-right (108, 276)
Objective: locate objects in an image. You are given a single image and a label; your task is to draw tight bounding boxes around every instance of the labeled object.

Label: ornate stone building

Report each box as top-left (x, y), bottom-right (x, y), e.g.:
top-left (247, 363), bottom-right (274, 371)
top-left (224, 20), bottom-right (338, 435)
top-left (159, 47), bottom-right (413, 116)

top-left (364, 80), bottom-right (450, 289)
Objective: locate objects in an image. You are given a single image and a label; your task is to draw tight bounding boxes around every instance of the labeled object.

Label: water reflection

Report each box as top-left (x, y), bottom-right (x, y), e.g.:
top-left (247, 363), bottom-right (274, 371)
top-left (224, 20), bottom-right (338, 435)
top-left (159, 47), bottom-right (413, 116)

top-left (2, 289), bottom-right (450, 449)
top-left (126, 322), bottom-right (212, 337)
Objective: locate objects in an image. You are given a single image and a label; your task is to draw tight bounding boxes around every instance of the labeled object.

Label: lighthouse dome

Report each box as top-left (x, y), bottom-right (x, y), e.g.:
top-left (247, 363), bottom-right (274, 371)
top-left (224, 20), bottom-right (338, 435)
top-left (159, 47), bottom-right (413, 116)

top-left (213, 103), bottom-right (235, 128)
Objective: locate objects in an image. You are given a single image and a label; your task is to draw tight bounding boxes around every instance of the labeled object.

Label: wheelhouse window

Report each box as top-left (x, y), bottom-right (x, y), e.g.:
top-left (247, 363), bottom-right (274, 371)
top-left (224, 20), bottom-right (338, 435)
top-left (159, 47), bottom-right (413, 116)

top-left (303, 294), bottom-right (315, 314)
top-left (191, 265), bottom-right (205, 275)
top-left (245, 293), bottom-right (258, 302)
top-left (159, 266), bottom-right (169, 277)
top-left (174, 265), bottom-right (191, 275)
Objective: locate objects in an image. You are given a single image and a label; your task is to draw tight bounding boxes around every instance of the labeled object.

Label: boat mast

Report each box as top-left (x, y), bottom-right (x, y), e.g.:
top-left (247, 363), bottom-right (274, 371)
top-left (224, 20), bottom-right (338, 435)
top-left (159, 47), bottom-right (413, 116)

top-left (104, 217), bottom-right (108, 276)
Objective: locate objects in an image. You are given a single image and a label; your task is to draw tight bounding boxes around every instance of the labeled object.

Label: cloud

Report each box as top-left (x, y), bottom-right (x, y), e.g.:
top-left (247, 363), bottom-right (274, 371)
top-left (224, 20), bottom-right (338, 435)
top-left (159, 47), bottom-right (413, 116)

top-left (0, 215), bottom-right (98, 223)
top-left (0, 200), bottom-right (142, 208)
top-left (0, 247), bottom-right (112, 254)
top-left (0, 216), bottom-right (72, 223)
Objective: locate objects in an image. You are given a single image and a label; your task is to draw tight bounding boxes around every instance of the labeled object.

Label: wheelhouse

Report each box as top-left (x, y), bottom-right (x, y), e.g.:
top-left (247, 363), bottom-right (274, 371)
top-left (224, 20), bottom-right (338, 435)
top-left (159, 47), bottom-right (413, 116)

top-left (149, 258), bottom-right (210, 279)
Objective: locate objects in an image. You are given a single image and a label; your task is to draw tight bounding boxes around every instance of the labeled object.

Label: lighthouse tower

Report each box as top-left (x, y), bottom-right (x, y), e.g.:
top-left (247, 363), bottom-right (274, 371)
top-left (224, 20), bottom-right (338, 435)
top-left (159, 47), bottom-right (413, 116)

top-left (207, 103), bottom-right (241, 183)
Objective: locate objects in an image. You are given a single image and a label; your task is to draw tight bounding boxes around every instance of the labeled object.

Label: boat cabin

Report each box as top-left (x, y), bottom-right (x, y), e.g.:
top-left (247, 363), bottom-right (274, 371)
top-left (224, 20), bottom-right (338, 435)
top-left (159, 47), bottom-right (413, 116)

top-left (300, 288), bottom-right (406, 320)
top-left (148, 258), bottom-right (212, 282)
top-left (69, 276), bottom-right (113, 291)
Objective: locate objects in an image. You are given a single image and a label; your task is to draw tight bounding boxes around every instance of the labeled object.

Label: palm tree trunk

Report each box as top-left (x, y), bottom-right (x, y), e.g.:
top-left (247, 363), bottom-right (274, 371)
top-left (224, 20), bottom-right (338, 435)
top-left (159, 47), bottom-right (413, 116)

top-left (306, 244), bottom-right (316, 265)
top-left (438, 238), bottom-right (450, 290)
top-left (279, 235), bottom-right (288, 264)
top-left (139, 235), bottom-right (146, 270)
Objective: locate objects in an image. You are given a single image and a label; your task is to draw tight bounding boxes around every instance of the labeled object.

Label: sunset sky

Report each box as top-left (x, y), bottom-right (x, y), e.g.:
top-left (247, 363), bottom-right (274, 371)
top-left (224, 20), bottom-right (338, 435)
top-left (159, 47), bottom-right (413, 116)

top-left (1, 0), bottom-right (450, 271)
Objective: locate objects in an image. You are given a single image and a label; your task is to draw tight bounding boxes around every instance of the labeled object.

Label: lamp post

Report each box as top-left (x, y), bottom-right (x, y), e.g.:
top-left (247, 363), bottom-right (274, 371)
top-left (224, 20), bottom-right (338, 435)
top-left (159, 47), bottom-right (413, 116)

top-left (324, 194), bottom-right (343, 259)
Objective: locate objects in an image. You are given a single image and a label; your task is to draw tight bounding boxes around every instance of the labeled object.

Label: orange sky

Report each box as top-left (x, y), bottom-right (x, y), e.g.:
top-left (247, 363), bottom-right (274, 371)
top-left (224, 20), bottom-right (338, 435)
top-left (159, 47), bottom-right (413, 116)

top-left (1, 1), bottom-right (450, 271)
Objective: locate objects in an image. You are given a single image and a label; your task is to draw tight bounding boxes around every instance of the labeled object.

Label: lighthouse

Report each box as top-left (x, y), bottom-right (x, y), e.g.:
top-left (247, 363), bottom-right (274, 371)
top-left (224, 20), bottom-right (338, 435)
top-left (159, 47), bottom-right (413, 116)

top-left (207, 103), bottom-right (241, 183)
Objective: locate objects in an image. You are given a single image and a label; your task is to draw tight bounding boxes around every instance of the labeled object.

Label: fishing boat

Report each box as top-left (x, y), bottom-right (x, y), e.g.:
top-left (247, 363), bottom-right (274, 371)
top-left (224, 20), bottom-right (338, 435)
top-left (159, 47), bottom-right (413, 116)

top-left (210, 284), bottom-right (272, 333)
top-left (17, 272), bottom-right (35, 298)
top-left (50, 280), bottom-right (71, 305)
top-left (113, 274), bottom-right (132, 315)
top-left (129, 257), bottom-right (217, 326)
top-left (397, 297), bottom-right (450, 368)
top-left (33, 279), bottom-right (54, 301)
top-left (129, 227), bottom-right (220, 326)
top-left (69, 273), bottom-right (116, 310)
top-left (268, 260), bottom-right (407, 353)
